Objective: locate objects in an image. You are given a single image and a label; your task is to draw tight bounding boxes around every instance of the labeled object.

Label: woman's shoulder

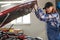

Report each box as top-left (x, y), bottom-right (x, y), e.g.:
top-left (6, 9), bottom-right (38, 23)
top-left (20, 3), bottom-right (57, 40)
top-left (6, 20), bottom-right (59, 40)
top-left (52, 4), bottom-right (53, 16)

top-left (52, 12), bottom-right (59, 15)
top-left (52, 12), bottom-right (59, 18)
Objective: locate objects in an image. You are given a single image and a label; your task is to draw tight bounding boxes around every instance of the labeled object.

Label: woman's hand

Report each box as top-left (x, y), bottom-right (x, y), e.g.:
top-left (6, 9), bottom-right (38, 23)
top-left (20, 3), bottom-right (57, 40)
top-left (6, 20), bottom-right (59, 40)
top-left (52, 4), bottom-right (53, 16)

top-left (34, 4), bottom-right (38, 11)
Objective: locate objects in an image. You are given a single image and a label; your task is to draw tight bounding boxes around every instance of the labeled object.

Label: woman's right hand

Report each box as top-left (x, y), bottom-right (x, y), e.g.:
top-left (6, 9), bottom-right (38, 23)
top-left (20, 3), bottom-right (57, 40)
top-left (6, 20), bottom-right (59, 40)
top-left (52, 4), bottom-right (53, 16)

top-left (34, 4), bottom-right (38, 11)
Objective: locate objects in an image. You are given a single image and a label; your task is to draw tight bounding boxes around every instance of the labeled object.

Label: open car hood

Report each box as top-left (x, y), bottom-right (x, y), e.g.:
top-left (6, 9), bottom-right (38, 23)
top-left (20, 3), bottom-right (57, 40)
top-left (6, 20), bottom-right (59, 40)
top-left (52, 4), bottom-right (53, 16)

top-left (0, 0), bottom-right (37, 27)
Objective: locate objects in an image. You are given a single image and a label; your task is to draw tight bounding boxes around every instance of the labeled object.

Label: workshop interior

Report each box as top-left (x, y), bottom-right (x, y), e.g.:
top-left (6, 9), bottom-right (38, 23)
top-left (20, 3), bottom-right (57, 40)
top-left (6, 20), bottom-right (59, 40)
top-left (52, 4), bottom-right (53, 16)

top-left (0, 0), bottom-right (59, 40)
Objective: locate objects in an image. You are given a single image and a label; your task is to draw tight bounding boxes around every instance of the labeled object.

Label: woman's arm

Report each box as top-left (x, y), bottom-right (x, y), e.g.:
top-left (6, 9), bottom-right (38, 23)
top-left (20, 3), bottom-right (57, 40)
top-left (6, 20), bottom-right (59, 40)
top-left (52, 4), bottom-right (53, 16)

top-left (34, 5), bottom-right (49, 22)
top-left (35, 8), bottom-right (48, 22)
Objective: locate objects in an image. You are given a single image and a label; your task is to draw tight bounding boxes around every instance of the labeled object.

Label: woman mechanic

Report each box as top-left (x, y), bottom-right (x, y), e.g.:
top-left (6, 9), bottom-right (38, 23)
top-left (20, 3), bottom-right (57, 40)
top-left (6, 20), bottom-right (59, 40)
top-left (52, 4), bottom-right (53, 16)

top-left (34, 2), bottom-right (60, 40)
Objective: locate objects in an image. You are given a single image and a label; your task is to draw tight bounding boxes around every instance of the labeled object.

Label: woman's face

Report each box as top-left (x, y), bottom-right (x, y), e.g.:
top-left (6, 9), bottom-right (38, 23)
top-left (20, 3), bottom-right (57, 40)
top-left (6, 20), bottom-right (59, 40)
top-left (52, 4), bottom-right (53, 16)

top-left (45, 6), bottom-right (54, 13)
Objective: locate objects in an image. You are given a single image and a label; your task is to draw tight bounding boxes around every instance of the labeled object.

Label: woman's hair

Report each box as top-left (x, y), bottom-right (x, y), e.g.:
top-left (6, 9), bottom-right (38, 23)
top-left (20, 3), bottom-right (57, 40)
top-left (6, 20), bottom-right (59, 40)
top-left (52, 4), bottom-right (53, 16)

top-left (52, 7), bottom-right (57, 13)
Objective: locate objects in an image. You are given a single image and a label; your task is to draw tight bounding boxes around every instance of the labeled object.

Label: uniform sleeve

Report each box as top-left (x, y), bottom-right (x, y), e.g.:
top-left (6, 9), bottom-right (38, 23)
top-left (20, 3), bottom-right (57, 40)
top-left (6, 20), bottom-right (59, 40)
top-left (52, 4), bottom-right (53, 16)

top-left (35, 8), bottom-right (48, 22)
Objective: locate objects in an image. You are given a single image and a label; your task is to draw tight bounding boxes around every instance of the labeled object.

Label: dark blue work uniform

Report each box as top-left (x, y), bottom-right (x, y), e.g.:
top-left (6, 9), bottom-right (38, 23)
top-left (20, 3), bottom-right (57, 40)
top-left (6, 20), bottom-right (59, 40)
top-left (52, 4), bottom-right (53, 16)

top-left (35, 8), bottom-right (60, 40)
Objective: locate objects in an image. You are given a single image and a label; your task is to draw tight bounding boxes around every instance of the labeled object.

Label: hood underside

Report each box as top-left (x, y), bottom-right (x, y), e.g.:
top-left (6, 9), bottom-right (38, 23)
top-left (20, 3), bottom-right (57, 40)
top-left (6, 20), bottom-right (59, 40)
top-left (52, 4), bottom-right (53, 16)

top-left (0, 0), bottom-right (36, 27)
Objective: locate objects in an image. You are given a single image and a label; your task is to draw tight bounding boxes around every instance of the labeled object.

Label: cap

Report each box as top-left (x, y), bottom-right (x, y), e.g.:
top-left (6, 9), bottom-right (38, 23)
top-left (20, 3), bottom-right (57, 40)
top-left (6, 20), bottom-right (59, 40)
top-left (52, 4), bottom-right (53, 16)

top-left (43, 2), bottom-right (53, 9)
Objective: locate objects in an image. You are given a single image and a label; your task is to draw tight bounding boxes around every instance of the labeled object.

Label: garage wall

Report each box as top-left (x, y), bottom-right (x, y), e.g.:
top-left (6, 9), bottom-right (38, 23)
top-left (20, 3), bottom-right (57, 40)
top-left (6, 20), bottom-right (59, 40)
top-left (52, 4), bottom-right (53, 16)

top-left (3, 0), bottom-right (55, 40)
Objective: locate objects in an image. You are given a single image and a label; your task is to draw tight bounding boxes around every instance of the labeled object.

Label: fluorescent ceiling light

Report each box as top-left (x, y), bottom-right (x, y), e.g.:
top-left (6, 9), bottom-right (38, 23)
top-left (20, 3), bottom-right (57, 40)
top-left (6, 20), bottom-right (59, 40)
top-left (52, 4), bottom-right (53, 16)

top-left (0, 0), bottom-right (34, 4)
top-left (1, 4), bottom-right (11, 7)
